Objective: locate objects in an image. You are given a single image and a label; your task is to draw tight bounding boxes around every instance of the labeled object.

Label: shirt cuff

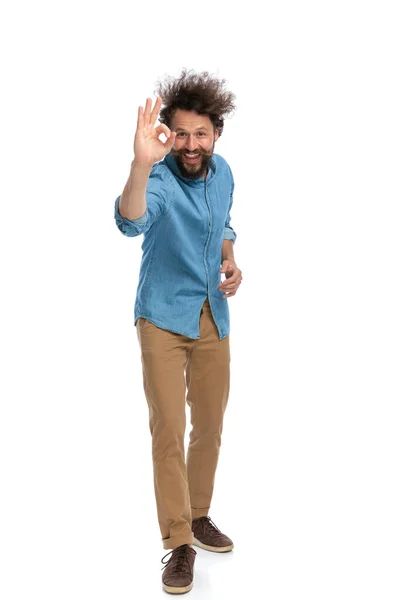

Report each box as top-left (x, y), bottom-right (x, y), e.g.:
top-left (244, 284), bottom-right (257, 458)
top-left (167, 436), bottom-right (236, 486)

top-left (223, 227), bottom-right (237, 244)
top-left (114, 196), bottom-right (148, 236)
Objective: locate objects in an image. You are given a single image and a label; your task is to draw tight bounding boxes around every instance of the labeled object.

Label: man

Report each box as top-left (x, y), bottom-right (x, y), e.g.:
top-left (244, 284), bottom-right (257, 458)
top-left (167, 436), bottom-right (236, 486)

top-left (114, 70), bottom-right (242, 594)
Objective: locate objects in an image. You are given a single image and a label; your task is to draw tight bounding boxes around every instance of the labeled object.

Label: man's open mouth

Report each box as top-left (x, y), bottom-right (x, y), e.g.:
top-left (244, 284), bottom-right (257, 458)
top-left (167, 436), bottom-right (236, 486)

top-left (184, 153), bottom-right (201, 162)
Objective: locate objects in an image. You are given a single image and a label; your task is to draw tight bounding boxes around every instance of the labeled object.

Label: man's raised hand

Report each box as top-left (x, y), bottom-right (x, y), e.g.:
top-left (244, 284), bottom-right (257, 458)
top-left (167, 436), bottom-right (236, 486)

top-left (133, 96), bottom-right (176, 168)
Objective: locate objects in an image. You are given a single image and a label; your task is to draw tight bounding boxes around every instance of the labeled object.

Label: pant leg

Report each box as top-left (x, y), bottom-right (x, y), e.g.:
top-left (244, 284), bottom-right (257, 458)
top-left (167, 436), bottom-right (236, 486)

top-left (136, 317), bottom-right (196, 550)
top-left (185, 299), bottom-right (231, 519)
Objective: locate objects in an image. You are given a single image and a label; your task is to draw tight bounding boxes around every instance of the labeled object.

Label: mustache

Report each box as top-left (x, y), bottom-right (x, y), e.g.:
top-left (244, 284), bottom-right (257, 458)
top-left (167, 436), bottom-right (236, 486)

top-left (174, 148), bottom-right (213, 158)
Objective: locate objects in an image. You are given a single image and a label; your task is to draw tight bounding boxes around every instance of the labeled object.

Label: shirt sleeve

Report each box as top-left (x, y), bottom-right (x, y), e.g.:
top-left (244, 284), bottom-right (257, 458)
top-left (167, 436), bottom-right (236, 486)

top-left (223, 171), bottom-right (237, 244)
top-left (114, 166), bottom-right (170, 237)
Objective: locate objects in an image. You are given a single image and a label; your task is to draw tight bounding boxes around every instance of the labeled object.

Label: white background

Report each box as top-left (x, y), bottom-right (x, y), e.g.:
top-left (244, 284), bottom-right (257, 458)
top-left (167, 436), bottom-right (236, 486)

top-left (1, 1), bottom-right (399, 598)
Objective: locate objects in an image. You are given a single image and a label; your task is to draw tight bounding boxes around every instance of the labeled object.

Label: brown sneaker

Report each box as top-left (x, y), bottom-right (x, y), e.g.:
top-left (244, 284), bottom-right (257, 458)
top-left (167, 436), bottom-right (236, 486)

top-left (161, 544), bottom-right (197, 594)
top-left (192, 516), bottom-right (234, 552)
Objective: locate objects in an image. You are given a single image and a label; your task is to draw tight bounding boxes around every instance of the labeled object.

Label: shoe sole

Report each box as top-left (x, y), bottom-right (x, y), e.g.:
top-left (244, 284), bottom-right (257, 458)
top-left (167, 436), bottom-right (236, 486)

top-left (162, 581), bottom-right (193, 594)
top-left (193, 538), bottom-right (234, 553)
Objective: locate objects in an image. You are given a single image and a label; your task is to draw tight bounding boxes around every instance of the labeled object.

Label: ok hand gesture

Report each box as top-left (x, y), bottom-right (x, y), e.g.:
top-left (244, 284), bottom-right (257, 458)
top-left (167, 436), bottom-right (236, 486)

top-left (134, 96), bottom-right (176, 168)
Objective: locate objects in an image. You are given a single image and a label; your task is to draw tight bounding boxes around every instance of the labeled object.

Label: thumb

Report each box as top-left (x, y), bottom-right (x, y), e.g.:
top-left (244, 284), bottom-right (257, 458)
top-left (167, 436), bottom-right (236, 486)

top-left (221, 259), bottom-right (229, 268)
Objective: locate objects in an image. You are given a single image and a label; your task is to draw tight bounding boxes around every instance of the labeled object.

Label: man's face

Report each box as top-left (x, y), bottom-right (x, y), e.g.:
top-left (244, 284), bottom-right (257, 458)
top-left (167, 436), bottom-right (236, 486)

top-left (170, 109), bottom-right (219, 180)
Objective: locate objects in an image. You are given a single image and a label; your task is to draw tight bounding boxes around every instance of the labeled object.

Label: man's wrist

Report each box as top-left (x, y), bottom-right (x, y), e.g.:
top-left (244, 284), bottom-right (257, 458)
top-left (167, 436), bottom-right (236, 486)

top-left (131, 160), bottom-right (152, 173)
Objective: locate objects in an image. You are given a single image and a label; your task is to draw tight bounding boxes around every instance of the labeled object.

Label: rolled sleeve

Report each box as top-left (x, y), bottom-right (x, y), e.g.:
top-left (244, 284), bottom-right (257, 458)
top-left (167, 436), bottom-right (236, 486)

top-left (114, 166), bottom-right (170, 237)
top-left (114, 196), bottom-right (149, 236)
top-left (223, 173), bottom-right (237, 244)
top-left (223, 224), bottom-right (237, 243)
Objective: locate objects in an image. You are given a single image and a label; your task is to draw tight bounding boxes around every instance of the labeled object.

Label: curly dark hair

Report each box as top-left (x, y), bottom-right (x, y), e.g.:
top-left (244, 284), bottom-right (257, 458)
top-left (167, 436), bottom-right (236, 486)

top-left (154, 69), bottom-right (236, 137)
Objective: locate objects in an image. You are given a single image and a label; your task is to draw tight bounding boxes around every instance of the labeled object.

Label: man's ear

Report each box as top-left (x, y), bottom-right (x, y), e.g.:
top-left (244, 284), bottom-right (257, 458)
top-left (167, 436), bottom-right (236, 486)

top-left (214, 128), bottom-right (220, 142)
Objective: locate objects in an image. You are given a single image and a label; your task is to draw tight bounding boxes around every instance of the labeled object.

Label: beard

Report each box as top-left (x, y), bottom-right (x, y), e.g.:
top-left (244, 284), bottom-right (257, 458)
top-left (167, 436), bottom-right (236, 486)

top-left (171, 142), bottom-right (215, 180)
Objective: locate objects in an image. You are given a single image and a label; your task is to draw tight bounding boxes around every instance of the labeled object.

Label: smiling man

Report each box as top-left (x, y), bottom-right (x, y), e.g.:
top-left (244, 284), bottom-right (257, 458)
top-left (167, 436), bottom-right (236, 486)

top-left (171, 110), bottom-right (218, 180)
top-left (114, 69), bottom-right (242, 595)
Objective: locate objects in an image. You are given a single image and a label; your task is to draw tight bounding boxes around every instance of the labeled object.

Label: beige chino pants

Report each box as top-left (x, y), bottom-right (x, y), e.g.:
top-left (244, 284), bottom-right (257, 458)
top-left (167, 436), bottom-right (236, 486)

top-left (136, 297), bottom-right (231, 549)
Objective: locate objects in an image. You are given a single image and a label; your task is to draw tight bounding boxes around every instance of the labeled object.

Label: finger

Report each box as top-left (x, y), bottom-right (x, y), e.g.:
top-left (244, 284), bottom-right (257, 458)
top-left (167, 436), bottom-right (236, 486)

top-left (220, 264), bottom-right (234, 272)
top-left (219, 280), bottom-right (237, 289)
top-left (143, 97), bottom-right (152, 128)
top-left (220, 283), bottom-right (237, 291)
top-left (221, 267), bottom-right (240, 277)
top-left (149, 96), bottom-right (162, 127)
top-left (164, 130), bottom-right (176, 152)
top-left (154, 124), bottom-right (176, 151)
top-left (137, 105), bottom-right (144, 131)
top-left (221, 276), bottom-right (236, 285)
top-left (155, 123), bottom-right (172, 138)
top-left (220, 278), bottom-right (241, 289)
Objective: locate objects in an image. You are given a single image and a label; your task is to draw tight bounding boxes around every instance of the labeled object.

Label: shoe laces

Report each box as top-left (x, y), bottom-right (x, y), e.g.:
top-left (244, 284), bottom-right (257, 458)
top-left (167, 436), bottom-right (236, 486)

top-left (193, 516), bottom-right (223, 538)
top-left (161, 544), bottom-right (196, 574)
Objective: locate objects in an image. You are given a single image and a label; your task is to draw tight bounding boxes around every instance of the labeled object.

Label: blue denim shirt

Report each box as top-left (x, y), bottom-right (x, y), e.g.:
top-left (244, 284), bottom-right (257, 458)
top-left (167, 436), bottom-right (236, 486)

top-left (114, 152), bottom-right (237, 340)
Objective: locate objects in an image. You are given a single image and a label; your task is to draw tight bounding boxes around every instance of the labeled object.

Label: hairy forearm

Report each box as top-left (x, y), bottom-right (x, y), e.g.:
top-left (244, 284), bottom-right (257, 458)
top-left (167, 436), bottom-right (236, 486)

top-left (119, 160), bottom-right (152, 220)
top-left (221, 239), bottom-right (235, 263)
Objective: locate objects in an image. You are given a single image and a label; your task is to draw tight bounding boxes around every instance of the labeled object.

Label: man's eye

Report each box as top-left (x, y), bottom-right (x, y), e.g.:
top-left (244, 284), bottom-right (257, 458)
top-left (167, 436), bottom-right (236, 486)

top-left (177, 132), bottom-right (187, 137)
top-left (197, 132), bottom-right (205, 136)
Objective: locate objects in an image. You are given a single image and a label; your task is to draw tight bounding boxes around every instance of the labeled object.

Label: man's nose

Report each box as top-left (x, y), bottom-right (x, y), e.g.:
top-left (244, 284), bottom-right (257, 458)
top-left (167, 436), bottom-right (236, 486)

top-left (185, 134), bottom-right (198, 151)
